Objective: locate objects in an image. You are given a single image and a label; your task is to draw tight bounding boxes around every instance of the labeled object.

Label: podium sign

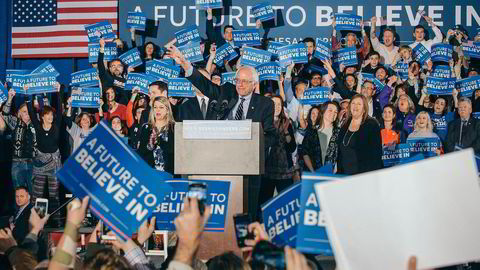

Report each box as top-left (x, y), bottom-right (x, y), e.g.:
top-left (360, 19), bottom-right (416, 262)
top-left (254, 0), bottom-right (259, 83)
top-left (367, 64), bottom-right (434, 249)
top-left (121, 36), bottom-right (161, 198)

top-left (183, 120), bottom-right (252, 140)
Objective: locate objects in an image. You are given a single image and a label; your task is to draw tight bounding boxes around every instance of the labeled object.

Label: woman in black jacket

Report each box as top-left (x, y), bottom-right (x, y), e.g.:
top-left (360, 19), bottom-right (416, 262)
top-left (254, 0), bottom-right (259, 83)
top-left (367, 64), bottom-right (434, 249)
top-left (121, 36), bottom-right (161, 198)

top-left (138, 96), bottom-right (175, 175)
top-left (337, 94), bottom-right (383, 175)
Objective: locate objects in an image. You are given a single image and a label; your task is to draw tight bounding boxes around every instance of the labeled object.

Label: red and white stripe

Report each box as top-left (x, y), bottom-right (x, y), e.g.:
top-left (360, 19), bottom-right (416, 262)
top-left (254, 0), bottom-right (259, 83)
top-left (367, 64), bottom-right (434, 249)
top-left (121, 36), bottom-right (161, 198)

top-left (12, 0), bottom-right (118, 58)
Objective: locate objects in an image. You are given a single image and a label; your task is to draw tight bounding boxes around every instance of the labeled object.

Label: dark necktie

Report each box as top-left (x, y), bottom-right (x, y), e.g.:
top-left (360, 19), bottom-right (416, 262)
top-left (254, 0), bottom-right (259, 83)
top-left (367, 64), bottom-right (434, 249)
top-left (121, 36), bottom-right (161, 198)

top-left (459, 120), bottom-right (467, 146)
top-left (201, 98), bottom-right (207, 119)
top-left (235, 98), bottom-right (245, 120)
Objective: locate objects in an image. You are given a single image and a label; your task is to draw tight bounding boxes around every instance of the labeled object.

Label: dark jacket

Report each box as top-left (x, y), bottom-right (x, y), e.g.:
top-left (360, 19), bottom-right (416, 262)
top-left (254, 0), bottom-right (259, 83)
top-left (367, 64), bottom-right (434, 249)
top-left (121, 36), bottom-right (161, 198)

top-left (137, 124), bottom-right (175, 175)
top-left (337, 117), bottom-right (383, 174)
top-left (2, 102), bottom-right (36, 160)
top-left (186, 68), bottom-right (276, 149)
top-left (445, 117), bottom-right (480, 154)
top-left (12, 204), bottom-right (32, 244)
top-left (178, 97), bottom-right (218, 121)
top-left (98, 52), bottom-right (128, 105)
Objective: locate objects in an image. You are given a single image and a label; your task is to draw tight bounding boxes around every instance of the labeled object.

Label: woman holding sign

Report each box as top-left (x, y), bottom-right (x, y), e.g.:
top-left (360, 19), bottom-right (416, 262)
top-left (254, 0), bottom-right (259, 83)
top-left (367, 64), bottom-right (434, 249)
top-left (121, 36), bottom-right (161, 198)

top-left (65, 95), bottom-right (98, 152)
top-left (26, 83), bottom-right (63, 226)
top-left (336, 94), bottom-right (383, 175)
top-left (138, 96), bottom-right (175, 175)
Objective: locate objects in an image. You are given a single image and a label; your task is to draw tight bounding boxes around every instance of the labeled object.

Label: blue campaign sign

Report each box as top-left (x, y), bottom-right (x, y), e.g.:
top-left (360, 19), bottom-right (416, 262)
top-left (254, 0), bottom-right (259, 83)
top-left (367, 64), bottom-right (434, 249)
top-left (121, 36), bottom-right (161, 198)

top-left (456, 76), bottom-right (480, 97)
top-left (313, 40), bottom-right (332, 61)
top-left (232, 29), bottom-right (261, 47)
top-left (305, 65), bottom-right (328, 75)
top-left (214, 43), bottom-right (238, 67)
top-left (119, 47), bottom-right (143, 68)
top-left (267, 41), bottom-right (286, 58)
top-left (361, 73), bottom-right (385, 92)
top-left (22, 73), bottom-right (58, 95)
top-left (426, 76), bottom-right (456, 95)
top-left (168, 78), bottom-right (195, 97)
top-left (195, 0), bottom-right (222, 10)
top-left (221, 72), bottom-right (236, 85)
top-left (395, 61), bottom-right (409, 80)
top-left (261, 183), bottom-right (301, 247)
top-left (154, 179), bottom-right (230, 231)
top-left (382, 143), bottom-right (411, 167)
top-left (241, 47), bottom-right (272, 67)
top-left (70, 68), bottom-right (99, 87)
top-left (103, 42), bottom-right (118, 61)
top-left (145, 59), bottom-right (181, 83)
top-left (175, 25), bottom-right (201, 47)
top-left (407, 137), bottom-right (441, 158)
top-left (334, 13), bottom-right (362, 32)
top-left (10, 75), bottom-right (27, 94)
top-left (56, 121), bottom-right (173, 240)
top-left (412, 43), bottom-right (431, 65)
top-left (462, 42), bottom-right (480, 58)
top-left (431, 43), bottom-right (453, 62)
top-left (299, 87), bottom-right (330, 105)
top-left (84, 20), bottom-right (116, 42)
top-left (159, 58), bottom-right (176, 66)
top-left (6, 70), bottom-right (30, 88)
top-left (431, 65), bottom-right (452, 78)
top-left (251, 2), bottom-right (275, 22)
top-left (31, 60), bottom-right (60, 77)
top-left (178, 42), bottom-right (204, 63)
top-left (89, 42), bottom-right (117, 62)
top-left (126, 12), bottom-right (147, 31)
top-left (256, 62), bottom-right (282, 81)
top-left (71, 87), bottom-right (102, 108)
top-left (473, 112), bottom-right (480, 120)
top-left (125, 73), bottom-right (156, 94)
top-left (0, 83), bottom-right (7, 104)
top-left (297, 173), bottom-right (343, 255)
top-left (278, 43), bottom-right (308, 67)
top-left (332, 47), bottom-right (358, 68)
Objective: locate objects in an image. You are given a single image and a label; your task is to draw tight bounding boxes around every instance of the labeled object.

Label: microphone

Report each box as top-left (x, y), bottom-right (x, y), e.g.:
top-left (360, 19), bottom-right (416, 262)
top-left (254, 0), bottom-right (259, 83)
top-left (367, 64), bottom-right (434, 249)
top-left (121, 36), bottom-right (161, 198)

top-left (216, 100), bottom-right (229, 120)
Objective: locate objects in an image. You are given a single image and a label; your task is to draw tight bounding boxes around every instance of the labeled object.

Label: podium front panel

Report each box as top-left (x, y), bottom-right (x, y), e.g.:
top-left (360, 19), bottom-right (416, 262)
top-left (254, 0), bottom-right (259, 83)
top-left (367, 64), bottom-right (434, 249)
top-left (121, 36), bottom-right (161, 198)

top-left (175, 122), bottom-right (264, 175)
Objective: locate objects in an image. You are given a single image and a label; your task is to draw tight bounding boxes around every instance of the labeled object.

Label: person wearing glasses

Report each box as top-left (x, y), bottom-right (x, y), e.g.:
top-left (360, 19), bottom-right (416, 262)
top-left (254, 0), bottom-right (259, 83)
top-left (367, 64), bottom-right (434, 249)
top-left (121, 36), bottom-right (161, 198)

top-left (166, 44), bottom-right (275, 221)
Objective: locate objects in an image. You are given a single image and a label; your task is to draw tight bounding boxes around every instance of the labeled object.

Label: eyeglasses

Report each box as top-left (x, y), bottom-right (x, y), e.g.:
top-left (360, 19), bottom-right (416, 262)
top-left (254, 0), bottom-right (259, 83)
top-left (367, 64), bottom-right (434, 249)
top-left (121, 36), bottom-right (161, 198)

top-left (235, 78), bottom-right (254, 85)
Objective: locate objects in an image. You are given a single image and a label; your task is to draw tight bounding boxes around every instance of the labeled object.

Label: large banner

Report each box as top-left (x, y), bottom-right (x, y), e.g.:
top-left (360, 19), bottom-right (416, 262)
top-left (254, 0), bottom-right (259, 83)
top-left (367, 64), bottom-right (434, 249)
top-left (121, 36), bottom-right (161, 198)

top-left (119, 1), bottom-right (480, 48)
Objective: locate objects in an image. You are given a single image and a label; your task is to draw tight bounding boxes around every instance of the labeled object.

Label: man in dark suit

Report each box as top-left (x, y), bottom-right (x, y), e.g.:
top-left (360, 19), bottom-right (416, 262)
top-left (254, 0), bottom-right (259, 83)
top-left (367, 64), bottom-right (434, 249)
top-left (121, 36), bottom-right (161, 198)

top-left (178, 69), bottom-right (219, 121)
top-left (168, 45), bottom-right (276, 219)
top-left (10, 186), bottom-right (32, 243)
top-left (445, 97), bottom-right (480, 153)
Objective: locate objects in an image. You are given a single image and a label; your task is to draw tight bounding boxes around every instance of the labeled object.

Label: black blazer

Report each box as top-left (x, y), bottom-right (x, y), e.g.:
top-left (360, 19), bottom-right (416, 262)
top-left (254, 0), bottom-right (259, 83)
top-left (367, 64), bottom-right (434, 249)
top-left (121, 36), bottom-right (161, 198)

top-left (137, 124), bottom-right (175, 175)
top-left (12, 204), bottom-right (32, 243)
top-left (186, 68), bottom-right (276, 148)
top-left (178, 97), bottom-right (217, 121)
top-left (337, 117), bottom-right (383, 174)
top-left (445, 117), bottom-right (480, 154)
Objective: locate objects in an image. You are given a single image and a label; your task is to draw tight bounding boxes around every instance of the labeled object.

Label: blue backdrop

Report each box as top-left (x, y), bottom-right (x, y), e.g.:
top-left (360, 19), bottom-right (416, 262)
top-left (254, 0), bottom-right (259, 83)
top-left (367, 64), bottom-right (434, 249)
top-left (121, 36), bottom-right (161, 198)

top-left (1, 0), bottom-right (479, 86)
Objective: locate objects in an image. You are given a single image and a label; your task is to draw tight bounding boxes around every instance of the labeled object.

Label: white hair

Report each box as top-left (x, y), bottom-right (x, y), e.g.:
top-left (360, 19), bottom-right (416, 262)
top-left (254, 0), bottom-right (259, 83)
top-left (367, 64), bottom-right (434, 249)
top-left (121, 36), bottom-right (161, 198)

top-left (236, 66), bottom-right (259, 83)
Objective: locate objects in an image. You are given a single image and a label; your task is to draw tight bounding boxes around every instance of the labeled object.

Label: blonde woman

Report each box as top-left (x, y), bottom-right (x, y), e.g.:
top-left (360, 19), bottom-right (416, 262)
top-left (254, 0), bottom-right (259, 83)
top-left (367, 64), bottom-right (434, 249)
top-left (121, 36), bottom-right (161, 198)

top-left (138, 96), bottom-right (175, 174)
top-left (407, 111), bottom-right (442, 155)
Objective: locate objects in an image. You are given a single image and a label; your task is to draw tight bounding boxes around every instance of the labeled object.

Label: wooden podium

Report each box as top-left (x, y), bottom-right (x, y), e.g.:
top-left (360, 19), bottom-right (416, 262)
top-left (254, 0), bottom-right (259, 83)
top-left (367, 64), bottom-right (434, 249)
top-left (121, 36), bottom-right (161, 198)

top-left (174, 120), bottom-right (264, 259)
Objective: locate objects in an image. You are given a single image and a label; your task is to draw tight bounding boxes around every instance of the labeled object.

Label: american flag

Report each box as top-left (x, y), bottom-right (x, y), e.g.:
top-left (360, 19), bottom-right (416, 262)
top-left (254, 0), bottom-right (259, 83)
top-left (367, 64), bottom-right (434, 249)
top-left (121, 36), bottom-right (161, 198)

top-left (12, 0), bottom-right (118, 58)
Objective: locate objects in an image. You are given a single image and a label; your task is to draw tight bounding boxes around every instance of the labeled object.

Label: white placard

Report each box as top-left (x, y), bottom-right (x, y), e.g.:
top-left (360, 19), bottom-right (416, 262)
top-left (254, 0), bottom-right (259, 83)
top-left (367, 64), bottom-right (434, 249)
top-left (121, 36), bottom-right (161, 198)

top-left (183, 120), bottom-right (252, 140)
top-left (315, 149), bottom-right (480, 270)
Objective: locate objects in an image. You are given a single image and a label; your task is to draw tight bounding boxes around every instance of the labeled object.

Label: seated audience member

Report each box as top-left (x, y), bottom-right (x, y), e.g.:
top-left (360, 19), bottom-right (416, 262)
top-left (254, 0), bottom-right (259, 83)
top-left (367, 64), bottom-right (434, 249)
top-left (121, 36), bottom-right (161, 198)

top-left (10, 186), bottom-right (32, 244)
top-left (138, 96), bottom-right (175, 175)
top-left (370, 17), bottom-right (399, 65)
top-left (2, 90), bottom-right (35, 193)
top-left (336, 94), bottom-right (383, 175)
top-left (380, 104), bottom-right (402, 145)
top-left (409, 16), bottom-right (443, 51)
top-left (445, 97), bottom-right (480, 153)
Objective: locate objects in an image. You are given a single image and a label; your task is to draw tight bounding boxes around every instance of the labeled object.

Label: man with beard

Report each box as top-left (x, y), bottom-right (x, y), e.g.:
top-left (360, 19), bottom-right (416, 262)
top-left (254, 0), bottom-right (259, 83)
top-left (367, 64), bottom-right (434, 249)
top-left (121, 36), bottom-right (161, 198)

top-left (370, 17), bottom-right (399, 65)
top-left (98, 38), bottom-right (128, 105)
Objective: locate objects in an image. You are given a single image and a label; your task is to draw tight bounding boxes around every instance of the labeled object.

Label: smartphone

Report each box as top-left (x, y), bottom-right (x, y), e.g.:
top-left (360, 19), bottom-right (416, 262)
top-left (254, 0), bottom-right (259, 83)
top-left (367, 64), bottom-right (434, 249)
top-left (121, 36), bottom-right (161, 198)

top-left (233, 213), bottom-right (253, 248)
top-left (187, 182), bottom-right (207, 215)
top-left (35, 198), bottom-right (49, 218)
top-left (100, 221), bottom-right (116, 241)
top-left (252, 240), bottom-right (286, 269)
